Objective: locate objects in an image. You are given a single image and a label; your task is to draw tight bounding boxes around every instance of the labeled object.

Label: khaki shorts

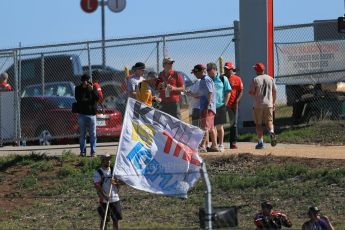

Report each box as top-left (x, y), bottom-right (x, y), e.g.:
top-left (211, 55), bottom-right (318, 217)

top-left (253, 107), bottom-right (273, 125)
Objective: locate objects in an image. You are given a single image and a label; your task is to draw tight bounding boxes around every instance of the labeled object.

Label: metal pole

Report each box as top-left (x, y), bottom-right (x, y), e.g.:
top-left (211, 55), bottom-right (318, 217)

top-left (163, 36), bottom-right (167, 58)
top-left (13, 50), bottom-right (21, 145)
top-left (233, 20), bottom-right (240, 76)
top-left (200, 162), bottom-right (212, 230)
top-left (101, 0), bottom-right (106, 70)
top-left (87, 42), bottom-right (92, 79)
top-left (156, 41), bottom-right (160, 73)
top-left (41, 54), bottom-right (45, 95)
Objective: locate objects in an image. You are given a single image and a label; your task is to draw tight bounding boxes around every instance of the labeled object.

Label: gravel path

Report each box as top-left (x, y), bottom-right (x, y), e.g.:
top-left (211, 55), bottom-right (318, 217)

top-left (0, 142), bottom-right (344, 159)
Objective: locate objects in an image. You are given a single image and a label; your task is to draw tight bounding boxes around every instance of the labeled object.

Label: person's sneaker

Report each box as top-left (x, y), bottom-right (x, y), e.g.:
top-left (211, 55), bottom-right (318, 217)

top-left (270, 133), bottom-right (277, 147)
top-left (198, 147), bottom-right (208, 153)
top-left (80, 152), bottom-right (86, 157)
top-left (218, 144), bottom-right (225, 152)
top-left (207, 146), bottom-right (220, 152)
top-left (230, 143), bottom-right (238, 149)
top-left (90, 153), bottom-right (96, 158)
top-left (255, 142), bottom-right (264, 149)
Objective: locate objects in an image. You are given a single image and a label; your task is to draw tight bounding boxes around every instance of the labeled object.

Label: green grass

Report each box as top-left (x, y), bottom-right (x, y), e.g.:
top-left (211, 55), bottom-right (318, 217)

top-left (235, 120), bottom-right (345, 145)
top-left (0, 153), bottom-right (344, 229)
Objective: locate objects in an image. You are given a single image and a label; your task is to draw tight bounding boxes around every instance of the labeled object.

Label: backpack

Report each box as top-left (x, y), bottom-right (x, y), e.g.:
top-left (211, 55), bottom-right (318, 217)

top-left (97, 167), bottom-right (113, 187)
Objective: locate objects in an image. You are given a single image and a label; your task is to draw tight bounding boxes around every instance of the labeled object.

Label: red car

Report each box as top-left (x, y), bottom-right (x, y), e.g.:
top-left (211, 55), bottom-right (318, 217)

top-left (21, 96), bottom-right (122, 145)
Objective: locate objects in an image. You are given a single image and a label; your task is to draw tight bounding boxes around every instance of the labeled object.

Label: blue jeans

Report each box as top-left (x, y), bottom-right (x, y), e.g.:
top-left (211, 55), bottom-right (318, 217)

top-left (227, 107), bottom-right (238, 144)
top-left (78, 114), bottom-right (97, 155)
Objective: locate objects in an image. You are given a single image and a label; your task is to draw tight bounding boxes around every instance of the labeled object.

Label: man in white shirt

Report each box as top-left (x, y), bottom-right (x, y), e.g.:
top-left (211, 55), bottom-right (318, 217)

top-left (93, 154), bottom-right (123, 230)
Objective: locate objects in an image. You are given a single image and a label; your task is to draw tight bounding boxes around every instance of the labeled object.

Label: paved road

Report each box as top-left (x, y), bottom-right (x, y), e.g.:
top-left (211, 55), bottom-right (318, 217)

top-left (0, 142), bottom-right (344, 159)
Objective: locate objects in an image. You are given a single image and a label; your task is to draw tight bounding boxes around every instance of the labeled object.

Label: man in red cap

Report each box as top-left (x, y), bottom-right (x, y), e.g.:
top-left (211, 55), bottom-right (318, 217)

top-left (249, 63), bottom-right (277, 149)
top-left (223, 61), bottom-right (243, 149)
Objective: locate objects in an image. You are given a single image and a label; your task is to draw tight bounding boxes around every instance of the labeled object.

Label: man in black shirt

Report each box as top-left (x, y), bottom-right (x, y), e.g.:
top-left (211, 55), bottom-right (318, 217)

top-left (75, 74), bottom-right (99, 157)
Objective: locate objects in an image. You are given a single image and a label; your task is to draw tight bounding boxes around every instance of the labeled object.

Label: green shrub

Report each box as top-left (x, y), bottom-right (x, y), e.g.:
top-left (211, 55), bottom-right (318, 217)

top-left (19, 175), bottom-right (37, 189)
top-left (30, 160), bottom-right (54, 174)
top-left (57, 165), bottom-right (80, 178)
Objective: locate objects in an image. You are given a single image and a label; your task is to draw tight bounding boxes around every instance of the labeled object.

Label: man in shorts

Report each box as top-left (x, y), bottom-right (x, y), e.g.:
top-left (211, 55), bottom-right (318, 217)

top-left (93, 154), bottom-right (123, 230)
top-left (206, 62), bottom-right (231, 152)
top-left (191, 64), bottom-right (218, 152)
top-left (249, 63), bottom-right (277, 149)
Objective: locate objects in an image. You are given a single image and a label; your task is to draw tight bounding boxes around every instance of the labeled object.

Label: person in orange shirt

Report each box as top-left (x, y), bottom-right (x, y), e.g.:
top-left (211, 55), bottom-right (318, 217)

top-left (137, 71), bottom-right (161, 107)
top-left (0, 72), bottom-right (13, 92)
top-left (223, 62), bottom-right (243, 149)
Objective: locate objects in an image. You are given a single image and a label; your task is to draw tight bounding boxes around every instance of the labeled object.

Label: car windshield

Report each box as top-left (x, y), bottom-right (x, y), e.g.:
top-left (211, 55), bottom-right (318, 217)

top-left (48, 97), bottom-right (75, 109)
top-left (22, 83), bottom-right (75, 97)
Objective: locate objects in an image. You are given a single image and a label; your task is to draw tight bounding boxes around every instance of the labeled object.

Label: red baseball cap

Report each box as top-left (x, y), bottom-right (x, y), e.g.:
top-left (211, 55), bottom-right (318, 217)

top-left (224, 61), bottom-right (236, 70)
top-left (253, 63), bottom-right (265, 72)
top-left (191, 64), bottom-right (206, 74)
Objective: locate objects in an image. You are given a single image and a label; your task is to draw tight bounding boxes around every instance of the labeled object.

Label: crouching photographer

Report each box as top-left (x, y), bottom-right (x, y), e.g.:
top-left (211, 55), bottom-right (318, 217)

top-left (254, 201), bottom-right (292, 229)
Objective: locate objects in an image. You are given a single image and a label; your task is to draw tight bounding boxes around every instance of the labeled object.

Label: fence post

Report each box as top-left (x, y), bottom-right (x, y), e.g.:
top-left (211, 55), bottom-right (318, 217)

top-left (163, 36), bottom-right (167, 59)
top-left (234, 20), bottom-right (240, 76)
top-left (200, 162), bottom-right (212, 230)
top-left (40, 53), bottom-right (45, 96)
top-left (87, 42), bottom-right (92, 80)
top-left (13, 50), bottom-right (21, 145)
top-left (156, 41), bottom-right (160, 73)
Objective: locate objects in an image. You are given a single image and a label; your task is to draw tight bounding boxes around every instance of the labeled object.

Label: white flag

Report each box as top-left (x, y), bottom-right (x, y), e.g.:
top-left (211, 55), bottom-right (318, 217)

top-left (114, 98), bottom-right (204, 198)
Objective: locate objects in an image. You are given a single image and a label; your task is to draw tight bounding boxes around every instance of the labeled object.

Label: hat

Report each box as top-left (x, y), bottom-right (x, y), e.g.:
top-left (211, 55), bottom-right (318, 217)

top-left (163, 57), bottom-right (175, 64)
top-left (253, 63), bottom-right (265, 72)
top-left (132, 62), bottom-right (146, 70)
top-left (191, 64), bottom-right (206, 74)
top-left (81, 74), bottom-right (91, 81)
top-left (100, 153), bottom-right (112, 161)
top-left (261, 201), bottom-right (273, 209)
top-left (224, 61), bottom-right (236, 71)
top-left (308, 206), bottom-right (320, 214)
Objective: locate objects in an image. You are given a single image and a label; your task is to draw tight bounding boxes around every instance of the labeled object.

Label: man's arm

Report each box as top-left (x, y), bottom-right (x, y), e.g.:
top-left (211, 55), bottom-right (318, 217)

top-left (94, 182), bottom-right (107, 201)
top-left (224, 91), bottom-right (231, 107)
top-left (236, 89), bottom-right (244, 103)
top-left (249, 79), bottom-right (256, 96)
top-left (206, 92), bottom-right (212, 111)
top-left (272, 81), bottom-right (277, 109)
top-left (169, 73), bottom-right (185, 92)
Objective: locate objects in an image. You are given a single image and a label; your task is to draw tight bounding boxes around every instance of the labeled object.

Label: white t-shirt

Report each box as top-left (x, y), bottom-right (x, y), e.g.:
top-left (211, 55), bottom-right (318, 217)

top-left (127, 75), bottom-right (144, 93)
top-left (188, 79), bottom-right (201, 109)
top-left (93, 167), bottom-right (120, 203)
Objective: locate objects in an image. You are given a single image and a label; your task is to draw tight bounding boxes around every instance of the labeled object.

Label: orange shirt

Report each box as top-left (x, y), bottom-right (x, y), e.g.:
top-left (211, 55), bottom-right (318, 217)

top-left (226, 74), bottom-right (243, 107)
top-left (136, 81), bottom-right (153, 106)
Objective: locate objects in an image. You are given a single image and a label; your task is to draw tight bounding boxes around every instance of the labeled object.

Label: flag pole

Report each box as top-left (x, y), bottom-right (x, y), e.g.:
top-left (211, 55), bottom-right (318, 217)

top-left (102, 98), bottom-right (132, 230)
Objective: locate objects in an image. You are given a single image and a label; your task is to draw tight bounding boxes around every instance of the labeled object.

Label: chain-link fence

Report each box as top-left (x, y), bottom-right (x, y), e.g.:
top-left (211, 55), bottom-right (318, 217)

top-left (0, 21), bottom-right (344, 145)
top-left (274, 20), bottom-right (345, 125)
top-left (0, 27), bottom-right (235, 145)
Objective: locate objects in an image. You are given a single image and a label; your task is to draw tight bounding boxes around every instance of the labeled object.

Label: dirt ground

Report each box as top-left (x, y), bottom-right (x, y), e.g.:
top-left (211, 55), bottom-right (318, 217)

top-left (0, 141), bottom-right (344, 159)
top-left (0, 142), bottom-right (344, 228)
